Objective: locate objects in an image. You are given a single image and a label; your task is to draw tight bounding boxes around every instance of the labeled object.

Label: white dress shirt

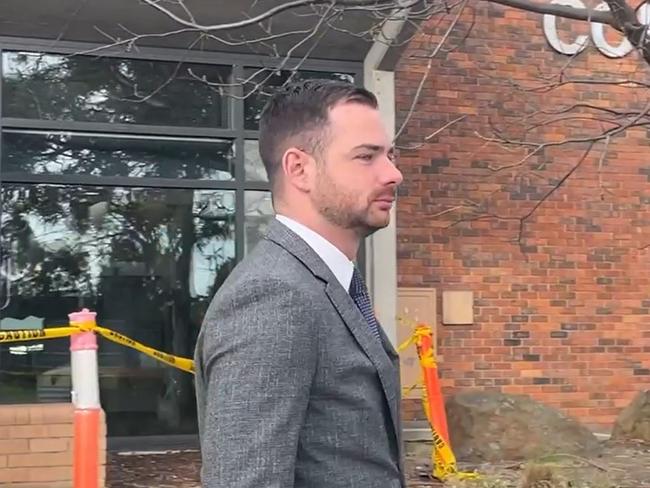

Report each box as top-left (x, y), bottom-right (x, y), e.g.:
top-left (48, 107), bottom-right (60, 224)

top-left (275, 214), bottom-right (354, 291)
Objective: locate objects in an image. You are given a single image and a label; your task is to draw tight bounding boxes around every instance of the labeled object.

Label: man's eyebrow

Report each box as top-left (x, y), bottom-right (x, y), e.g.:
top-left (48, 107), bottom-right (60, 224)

top-left (351, 144), bottom-right (384, 152)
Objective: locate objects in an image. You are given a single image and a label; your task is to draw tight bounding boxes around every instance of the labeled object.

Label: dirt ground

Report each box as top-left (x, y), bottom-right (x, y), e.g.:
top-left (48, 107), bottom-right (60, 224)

top-left (106, 439), bottom-right (650, 488)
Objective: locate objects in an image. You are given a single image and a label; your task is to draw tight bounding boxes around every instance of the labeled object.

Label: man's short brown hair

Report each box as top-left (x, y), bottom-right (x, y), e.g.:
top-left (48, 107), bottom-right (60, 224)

top-left (258, 78), bottom-right (378, 188)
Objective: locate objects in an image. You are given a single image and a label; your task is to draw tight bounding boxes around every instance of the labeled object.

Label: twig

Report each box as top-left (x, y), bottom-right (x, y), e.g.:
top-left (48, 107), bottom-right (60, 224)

top-left (598, 135), bottom-right (611, 201)
top-left (534, 453), bottom-right (609, 472)
top-left (446, 143), bottom-right (596, 252)
top-left (513, 141), bottom-right (595, 246)
top-left (186, 5), bottom-right (336, 100)
top-left (394, 0), bottom-right (470, 141)
top-left (516, 77), bottom-right (650, 93)
top-left (397, 115), bottom-right (467, 149)
top-left (141, 0), bottom-right (399, 32)
top-left (484, 0), bottom-right (616, 28)
top-left (429, 201), bottom-right (480, 219)
top-left (478, 98), bottom-right (650, 171)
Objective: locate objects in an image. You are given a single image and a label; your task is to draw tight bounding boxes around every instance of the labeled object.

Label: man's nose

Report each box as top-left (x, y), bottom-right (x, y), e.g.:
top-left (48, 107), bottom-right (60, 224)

top-left (382, 156), bottom-right (403, 186)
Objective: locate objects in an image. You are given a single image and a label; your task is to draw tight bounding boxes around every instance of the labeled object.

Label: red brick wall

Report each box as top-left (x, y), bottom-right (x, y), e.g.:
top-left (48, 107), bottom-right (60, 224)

top-left (395, 2), bottom-right (650, 429)
top-left (0, 404), bottom-right (106, 487)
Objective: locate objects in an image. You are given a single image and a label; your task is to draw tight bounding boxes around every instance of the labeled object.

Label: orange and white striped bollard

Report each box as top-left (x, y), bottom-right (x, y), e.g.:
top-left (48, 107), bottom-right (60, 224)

top-left (69, 308), bottom-right (101, 488)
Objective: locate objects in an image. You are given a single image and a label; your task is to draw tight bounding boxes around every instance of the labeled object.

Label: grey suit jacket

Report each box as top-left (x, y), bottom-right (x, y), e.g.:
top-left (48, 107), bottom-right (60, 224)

top-left (194, 219), bottom-right (404, 487)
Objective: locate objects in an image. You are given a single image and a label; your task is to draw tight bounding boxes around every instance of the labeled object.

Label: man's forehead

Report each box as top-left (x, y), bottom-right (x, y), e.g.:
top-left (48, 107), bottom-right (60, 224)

top-left (329, 100), bottom-right (378, 118)
top-left (328, 103), bottom-right (387, 136)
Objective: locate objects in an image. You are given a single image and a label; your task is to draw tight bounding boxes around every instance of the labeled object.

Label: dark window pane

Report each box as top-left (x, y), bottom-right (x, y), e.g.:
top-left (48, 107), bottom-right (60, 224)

top-left (0, 183), bottom-right (235, 437)
top-left (243, 69), bottom-right (355, 130)
top-left (2, 131), bottom-right (235, 181)
top-left (2, 51), bottom-right (230, 128)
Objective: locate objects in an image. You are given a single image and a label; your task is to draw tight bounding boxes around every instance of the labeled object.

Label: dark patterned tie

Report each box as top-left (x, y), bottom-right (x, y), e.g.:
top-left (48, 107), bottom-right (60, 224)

top-left (349, 267), bottom-right (382, 341)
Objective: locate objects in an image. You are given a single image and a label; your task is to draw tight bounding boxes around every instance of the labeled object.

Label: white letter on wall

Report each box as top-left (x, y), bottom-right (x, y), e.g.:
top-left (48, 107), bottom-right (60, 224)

top-left (592, 2), bottom-right (650, 57)
top-left (543, 0), bottom-right (589, 55)
top-left (591, 2), bottom-right (633, 57)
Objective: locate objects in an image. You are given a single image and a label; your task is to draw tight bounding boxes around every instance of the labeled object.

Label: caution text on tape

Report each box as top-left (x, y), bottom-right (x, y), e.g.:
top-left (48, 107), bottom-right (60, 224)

top-left (0, 327), bottom-right (79, 344)
top-left (94, 325), bottom-right (195, 374)
top-left (0, 324), bottom-right (195, 374)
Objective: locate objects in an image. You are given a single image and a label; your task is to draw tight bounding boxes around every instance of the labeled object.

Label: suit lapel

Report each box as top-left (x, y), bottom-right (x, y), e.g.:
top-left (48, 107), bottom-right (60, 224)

top-left (264, 219), bottom-right (401, 442)
top-left (324, 283), bottom-right (401, 438)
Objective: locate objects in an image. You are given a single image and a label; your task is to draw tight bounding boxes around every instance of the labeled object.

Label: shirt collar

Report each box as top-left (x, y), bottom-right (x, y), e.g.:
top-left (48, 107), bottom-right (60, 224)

top-left (275, 214), bottom-right (354, 290)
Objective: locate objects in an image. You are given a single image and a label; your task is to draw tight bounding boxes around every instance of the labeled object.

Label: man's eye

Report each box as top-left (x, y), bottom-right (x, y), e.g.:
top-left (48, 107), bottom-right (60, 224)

top-left (357, 154), bottom-right (373, 161)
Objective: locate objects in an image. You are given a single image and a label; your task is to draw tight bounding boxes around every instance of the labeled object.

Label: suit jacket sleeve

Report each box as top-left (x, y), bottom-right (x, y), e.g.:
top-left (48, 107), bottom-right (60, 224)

top-left (198, 277), bottom-right (318, 488)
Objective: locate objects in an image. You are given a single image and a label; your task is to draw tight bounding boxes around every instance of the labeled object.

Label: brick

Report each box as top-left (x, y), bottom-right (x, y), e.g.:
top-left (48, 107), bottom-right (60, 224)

top-left (0, 406), bottom-right (29, 426)
top-left (0, 467), bottom-right (31, 483)
top-left (8, 451), bottom-right (71, 467)
top-left (522, 354), bottom-right (540, 362)
top-left (512, 331), bottom-right (530, 339)
top-left (8, 425), bottom-right (49, 439)
top-left (28, 465), bottom-right (73, 482)
top-left (29, 404), bottom-right (73, 425)
top-left (395, 2), bottom-right (650, 430)
top-left (29, 438), bottom-right (70, 453)
top-left (12, 483), bottom-right (72, 488)
top-left (46, 424), bottom-right (74, 437)
top-left (0, 438), bottom-right (29, 454)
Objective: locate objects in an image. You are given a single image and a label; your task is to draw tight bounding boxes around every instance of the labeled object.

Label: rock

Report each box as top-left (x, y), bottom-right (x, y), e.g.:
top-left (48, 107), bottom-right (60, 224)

top-left (612, 390), bottom-right (650, 442)
top-left (445, 391), bottom-right (601, 462)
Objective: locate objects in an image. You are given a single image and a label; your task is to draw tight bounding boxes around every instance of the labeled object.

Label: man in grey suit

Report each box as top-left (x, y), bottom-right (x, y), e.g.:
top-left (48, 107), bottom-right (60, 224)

top-left (194, 79), bottom-right (405, 487)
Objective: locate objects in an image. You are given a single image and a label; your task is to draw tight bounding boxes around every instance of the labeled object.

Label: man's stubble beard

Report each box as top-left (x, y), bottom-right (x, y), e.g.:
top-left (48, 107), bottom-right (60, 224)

top-left (312, 166), bottom-right (387, 239)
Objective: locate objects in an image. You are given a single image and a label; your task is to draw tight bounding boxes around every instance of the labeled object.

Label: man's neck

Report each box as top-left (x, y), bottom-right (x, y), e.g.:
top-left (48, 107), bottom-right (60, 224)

top-left (275, 211), bottom-right (360, 261)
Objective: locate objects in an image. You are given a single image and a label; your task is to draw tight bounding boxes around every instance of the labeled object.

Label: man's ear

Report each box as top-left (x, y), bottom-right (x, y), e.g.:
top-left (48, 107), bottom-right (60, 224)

top-left (281, 147), bottom-right (313, 192)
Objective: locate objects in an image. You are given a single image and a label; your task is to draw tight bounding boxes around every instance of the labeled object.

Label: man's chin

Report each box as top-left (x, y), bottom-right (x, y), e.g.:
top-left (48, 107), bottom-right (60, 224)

top-left (359, 218), bottom-right (391, 237)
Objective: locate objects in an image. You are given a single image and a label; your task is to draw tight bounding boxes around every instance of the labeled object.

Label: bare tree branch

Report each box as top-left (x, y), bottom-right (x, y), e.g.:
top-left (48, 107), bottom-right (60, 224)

top-left (476, 98), bottom-right (650, 172)
top-left (397, 115), bottom-right (467, 149)
top-left (508, 141), bottom-right (596, 249)
top-left (516, 77), bottom-right (650, 93)
top-left (603, 0), bottom-right (650, 63)
top-left (187, 4), bottom-right (337, 99)
top-left (597, 135), bottom-right (612, 202)
top-left (322, 1), bottom-right (451, 43)
top-left (526, 102), bottom-right (650, 119)
top-left (525, 114), bottom-right (623, 132)
top-left (485, 0), bottom-right (615, 27)
top-left (445, 142), bottom-right (596, 251)
top-left (141, 0), bottom-right (411, 32)
top-left (394, 0), bottom-right (470, 141)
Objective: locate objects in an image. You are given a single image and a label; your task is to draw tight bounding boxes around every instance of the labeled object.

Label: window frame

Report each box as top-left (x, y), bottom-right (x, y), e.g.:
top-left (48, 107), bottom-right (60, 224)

top-left (0, 36), bottom-right (364, 264)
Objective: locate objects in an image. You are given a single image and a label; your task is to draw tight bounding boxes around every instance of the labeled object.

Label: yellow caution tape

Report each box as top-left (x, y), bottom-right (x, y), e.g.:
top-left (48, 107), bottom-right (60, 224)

top-left (421, 389), bottom-right (479, 480)
top-left (94, 325), bottom-right (195, 374)
top-left (0, 321), bottom-right (195, 374)
top-left (397, 335), bottom-right (417, 353)
top-left (426, 402), bottom-right (478, 480)
top-left (418, 348), bottom-right (436, 369)
top-left (66, 319), bottom-right (195, 373)
top-left (69, 319), bottom-right (97, 331)
top-left (0, 327), bottom-right (79, 343)
top-left (397, 323), bottom-right (431, 353)
top-left (431, 424), bottom-right (459, 479)
top-left (398, 321), bottom-right (480, 481)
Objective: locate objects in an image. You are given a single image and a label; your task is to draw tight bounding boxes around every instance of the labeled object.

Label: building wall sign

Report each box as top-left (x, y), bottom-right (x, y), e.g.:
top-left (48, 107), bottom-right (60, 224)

top-left (543, 0), bottom-right (650, 57)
